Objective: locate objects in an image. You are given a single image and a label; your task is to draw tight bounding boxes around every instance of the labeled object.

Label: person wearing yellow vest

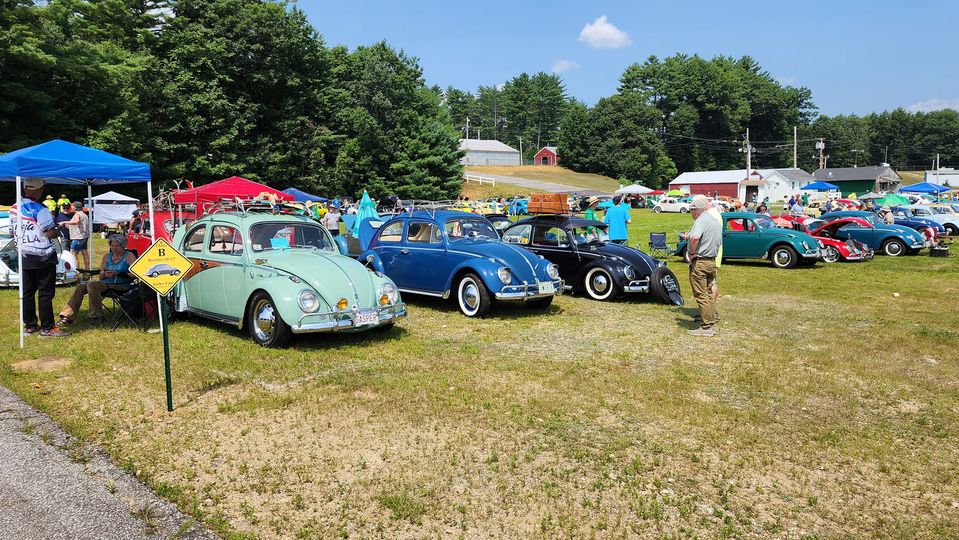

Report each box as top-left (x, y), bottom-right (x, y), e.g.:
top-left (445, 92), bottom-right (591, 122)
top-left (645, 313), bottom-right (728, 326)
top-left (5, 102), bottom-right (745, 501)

top-left (56, 194), bottom-right (71, 209)
top-left (42, 195), bottom-right (57, 213)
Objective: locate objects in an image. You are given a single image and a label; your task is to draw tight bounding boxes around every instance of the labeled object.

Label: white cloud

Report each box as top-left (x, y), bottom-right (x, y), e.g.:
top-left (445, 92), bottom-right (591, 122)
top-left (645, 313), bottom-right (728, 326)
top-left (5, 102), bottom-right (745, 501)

top-left (578, 15), bottom-right (631, 49)
top-left (906, 98), bottom-right (959, 113)
top-left (551, 59), bottom-right (580, 74)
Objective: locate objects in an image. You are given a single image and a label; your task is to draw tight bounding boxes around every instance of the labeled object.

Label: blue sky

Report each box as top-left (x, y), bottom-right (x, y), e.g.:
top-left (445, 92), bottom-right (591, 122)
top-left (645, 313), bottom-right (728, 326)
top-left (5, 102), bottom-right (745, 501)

top-left (299, 0), bottom-right (959, 116)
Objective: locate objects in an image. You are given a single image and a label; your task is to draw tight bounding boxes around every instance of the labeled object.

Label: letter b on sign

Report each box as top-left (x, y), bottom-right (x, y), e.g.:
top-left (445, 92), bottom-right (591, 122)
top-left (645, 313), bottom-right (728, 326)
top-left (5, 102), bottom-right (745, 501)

top-left (158, 247), bottom-right (166, 257)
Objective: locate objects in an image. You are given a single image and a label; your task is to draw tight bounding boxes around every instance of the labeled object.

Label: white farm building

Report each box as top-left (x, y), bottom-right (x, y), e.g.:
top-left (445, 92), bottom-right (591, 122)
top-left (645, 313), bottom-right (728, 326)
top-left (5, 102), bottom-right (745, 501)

top-left (459, 139), bottom-right (521, 166)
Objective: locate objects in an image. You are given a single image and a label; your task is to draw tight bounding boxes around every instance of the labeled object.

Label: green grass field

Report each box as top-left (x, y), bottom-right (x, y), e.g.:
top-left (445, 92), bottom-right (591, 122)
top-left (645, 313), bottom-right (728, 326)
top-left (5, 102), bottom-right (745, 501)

top-left (2, 212), bottom-right (958, 539)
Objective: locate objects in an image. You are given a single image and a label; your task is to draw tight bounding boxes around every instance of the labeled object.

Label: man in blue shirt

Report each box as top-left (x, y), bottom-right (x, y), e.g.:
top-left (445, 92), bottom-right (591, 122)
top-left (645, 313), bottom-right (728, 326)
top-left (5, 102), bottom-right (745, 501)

top-left (10, 178), bottom-right (70, 337)
top-left (603, 195), bottom-right (632, 244)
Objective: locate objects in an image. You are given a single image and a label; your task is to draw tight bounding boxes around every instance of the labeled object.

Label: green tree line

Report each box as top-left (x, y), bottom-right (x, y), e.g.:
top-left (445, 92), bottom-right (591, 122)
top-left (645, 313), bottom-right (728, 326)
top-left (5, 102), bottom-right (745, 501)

top-left (0, 0), bottom-right (462, 199)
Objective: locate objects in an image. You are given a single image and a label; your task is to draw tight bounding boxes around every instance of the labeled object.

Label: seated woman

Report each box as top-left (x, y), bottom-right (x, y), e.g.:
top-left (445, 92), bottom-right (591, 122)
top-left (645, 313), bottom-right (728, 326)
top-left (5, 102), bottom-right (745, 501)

top-left (57, 234), bottom-right (136, 325)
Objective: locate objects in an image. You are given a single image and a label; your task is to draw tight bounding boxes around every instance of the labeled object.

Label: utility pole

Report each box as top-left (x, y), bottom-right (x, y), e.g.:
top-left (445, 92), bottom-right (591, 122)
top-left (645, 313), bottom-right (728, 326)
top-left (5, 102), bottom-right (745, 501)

top-left (816, 138), bottom-right (826, 170)
top-left (745, 128), bottom-right (752, 176)
top-left (465, 117), bottom-right (470, 139)
top-left (793, 126), bottom-right (798, 169)
top-left (477, 128), bottom-right (482, 140)
top-left (884, 145), bottom-right (888, 164)
top-left (518, 137), bottom-right (523, 166)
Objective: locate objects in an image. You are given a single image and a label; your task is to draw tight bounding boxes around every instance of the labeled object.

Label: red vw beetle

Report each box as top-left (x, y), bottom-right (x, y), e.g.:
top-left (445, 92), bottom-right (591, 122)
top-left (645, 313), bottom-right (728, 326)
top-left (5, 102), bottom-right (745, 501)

top-left (776, 215), bottom-right (872, 262)
top-left (127, 210), bottom-right (196, 257)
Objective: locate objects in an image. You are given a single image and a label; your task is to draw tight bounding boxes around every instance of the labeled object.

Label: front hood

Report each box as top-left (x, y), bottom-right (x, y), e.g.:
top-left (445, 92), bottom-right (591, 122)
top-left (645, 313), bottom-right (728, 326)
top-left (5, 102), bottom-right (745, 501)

top-left (590, 242), bottom-right (659, 274)
top-left (257, 250), bottom-right (380, 308)
top-left (450, 238), bottom-right (547, 280)
top-left (764, 228), bottom-right (816, 244)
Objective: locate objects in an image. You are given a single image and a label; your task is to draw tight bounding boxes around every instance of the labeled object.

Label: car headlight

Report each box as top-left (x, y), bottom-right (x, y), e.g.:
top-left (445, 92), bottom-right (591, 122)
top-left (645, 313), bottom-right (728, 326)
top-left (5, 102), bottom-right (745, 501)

top-left (546, 263), bottom-right (559, 280)
top-left (817, 240), bottom-right (825, 249)
top-left (497, 267), bottom-right (511, 285)
top-left (623, 265), bottom-right (636, 280)
top-left (297, 289), bottom-right (320, 313)
top-left (379, 282), bottom-right (397, 305)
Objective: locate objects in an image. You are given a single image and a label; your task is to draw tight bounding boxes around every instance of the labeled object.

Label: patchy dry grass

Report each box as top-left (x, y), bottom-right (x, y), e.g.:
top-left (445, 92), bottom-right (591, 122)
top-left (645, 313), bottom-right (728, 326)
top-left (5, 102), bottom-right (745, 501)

top-left (2, 211), bottom-right (959, 539)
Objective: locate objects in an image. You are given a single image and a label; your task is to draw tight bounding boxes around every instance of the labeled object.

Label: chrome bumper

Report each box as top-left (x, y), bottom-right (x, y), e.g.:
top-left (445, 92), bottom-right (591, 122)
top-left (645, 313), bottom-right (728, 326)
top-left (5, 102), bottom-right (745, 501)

top-left (292, 302), bottom-right (407, 333)
top-left (802, 248), bottom-right (822, 259)
top-left (622, 278), bottom-right (650, 293)
top-left (495, 279), bottom-right (563, 300)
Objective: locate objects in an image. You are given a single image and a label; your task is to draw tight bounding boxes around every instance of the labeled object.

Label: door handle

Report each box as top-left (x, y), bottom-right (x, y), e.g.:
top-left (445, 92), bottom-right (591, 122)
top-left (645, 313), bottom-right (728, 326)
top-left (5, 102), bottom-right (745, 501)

top-left (199, 260), bottom-right (209, 268)
top-left (400, 249), bottom-right (409, 255)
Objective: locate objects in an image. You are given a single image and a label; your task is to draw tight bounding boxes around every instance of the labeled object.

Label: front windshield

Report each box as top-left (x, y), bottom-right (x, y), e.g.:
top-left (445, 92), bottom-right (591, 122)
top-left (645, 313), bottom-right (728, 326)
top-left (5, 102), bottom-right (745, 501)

top-left (861, 214), bottom-right (882, 226)
top-left (571, 225), bottom-right (609, 245)
top-left (754, 216), bottom-right (778, 229)
top-left (445, 218), bottom-right (497, 240)
top-left (250, 223), bottom-right (335, 252)
top-left (911, 208), bottom-right (932, 216)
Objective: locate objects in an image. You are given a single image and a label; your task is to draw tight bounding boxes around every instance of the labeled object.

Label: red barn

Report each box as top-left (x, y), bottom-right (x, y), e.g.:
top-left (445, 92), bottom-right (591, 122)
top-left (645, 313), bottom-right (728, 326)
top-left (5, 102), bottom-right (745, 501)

top-left (534, 146), bottom-right (559, 166)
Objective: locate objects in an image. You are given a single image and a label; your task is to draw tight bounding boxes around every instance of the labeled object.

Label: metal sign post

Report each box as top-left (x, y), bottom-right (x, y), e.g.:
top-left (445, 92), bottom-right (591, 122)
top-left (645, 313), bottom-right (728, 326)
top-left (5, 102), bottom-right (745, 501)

top-left (128, 238), bottom-right (194, 412)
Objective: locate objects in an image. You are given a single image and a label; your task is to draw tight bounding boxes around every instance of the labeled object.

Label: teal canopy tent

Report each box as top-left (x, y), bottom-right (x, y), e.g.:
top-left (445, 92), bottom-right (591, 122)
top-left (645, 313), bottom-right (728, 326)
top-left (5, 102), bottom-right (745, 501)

top-left (351, 190), bottom-right (380, 236)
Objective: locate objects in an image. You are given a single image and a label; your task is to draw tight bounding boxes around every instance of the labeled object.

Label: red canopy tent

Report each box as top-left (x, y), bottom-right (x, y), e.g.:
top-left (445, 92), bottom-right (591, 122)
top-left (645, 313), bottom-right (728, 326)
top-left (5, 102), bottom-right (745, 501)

top-left (172, 176), bottom-right (293, 205)
top-left (646, 190), bottom-right (665, 195)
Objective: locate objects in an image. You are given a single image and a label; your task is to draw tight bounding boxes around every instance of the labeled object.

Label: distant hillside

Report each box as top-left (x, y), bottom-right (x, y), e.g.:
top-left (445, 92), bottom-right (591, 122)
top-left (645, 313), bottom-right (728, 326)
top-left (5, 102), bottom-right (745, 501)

top-left (465, 166), bottom-right (620, 193)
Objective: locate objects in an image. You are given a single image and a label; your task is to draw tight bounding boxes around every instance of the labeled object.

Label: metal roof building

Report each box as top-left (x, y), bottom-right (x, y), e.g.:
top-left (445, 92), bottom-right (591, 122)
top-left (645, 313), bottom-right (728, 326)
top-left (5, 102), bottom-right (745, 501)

top-left (812, 165), bottom-right (902, 194)
top-left (459, 139), bottom-right (521, 166)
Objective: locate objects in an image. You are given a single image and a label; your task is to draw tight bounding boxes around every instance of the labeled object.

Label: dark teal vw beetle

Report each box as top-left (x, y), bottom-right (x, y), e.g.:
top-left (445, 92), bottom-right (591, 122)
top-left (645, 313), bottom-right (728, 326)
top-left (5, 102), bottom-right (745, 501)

top-left (171, 211), bottom-right (406, 347)
top-left (676, 211), bottom-right (823, 268)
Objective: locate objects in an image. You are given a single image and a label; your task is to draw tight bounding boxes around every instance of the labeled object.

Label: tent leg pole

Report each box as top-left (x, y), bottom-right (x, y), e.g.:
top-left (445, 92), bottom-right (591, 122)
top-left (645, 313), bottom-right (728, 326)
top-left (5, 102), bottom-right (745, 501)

top-left (87, 182), bottom-right (93, 270)
top-left (147, 180), bottom-right (164, 335)
top-left (16, 176), bottom-right (24, 349)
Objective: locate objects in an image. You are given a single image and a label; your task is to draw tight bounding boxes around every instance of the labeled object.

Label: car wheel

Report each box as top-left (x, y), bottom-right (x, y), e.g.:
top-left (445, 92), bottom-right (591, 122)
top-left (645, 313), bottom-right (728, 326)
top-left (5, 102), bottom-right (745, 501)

top-left (649, 266), bottom-right (683, 306)
top-left (881, 238), bottom-right (905, 257)
top-left (247, 291), bottom-right (292, 348)
top-left (680, 207), bottom-right (689, 213)
top-left (149, 271), bottom-right (159, 278)
top-left (525, 296), bottom-right (553, 310)
top-left (653, 206), bottom-right (662, 213)
top-left (822, 246), bottom-right (840, 263)
top-left (945, 224), bottom-right (958, 236)
top-left (770, 245), bottom-right (798, 269)
top-left (455, 273), bottom-right (491, 318)
top-left (173, 269), bottom-right (181, 276)
top-left (583, 267), bottom-right (617, 301)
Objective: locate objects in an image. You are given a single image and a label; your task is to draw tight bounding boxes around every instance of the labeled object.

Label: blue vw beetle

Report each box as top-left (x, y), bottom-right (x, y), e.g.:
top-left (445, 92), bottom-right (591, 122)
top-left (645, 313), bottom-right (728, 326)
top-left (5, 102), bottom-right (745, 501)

top-left (359, 211), bottom-right (563, 317)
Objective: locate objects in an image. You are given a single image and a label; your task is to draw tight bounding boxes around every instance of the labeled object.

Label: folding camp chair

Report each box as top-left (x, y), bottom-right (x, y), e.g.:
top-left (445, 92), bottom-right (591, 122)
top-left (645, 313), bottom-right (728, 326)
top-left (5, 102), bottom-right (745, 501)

top-left (103, 280), bottom-right (158, 332)
top-left (647, 232), bottom-right (675, 259)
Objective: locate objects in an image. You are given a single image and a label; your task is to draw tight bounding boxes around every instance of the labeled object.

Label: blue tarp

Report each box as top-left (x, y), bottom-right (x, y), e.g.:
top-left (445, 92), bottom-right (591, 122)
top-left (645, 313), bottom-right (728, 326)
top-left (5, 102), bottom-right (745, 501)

top-left (282, 187), bottom-right (327, 203)
top-left (802, 181), bottom-right (839, 191)
top-left (0, 139), bottom-right (151, 184)
top-left (899, 182), bottom-right (950, 194)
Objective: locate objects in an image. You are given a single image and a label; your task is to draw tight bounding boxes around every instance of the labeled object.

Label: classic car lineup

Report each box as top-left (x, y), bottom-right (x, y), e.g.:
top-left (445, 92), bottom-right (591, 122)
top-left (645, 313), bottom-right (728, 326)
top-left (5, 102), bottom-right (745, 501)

top-left (359, 210), bottom-right (562, 317)
top-left (501, 215), bottom-right (683, 305)
top-left (819, 211), bottom-right (930, 256)
top-left (902, 204), bottom-right (959, 236)
top-left (777, 215), bottom-right (872, 262)
top-left (676, 212), bottom-right (824, 268)
top-left (171, 211), bottom-right (406, 347)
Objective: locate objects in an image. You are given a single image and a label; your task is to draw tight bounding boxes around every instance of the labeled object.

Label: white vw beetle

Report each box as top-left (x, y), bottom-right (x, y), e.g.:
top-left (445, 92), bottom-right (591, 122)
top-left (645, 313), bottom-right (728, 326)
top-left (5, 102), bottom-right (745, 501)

top-left (0, 237), bottom-right (79, 287)
top-left (652, 197), bottom-right (691, 214)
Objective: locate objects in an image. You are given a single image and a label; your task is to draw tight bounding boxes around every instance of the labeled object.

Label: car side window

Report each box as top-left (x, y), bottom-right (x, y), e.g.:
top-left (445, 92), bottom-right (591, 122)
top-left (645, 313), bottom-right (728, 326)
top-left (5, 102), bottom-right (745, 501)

top-left (184, 226), bottom-right (206, 252)
top-left (378, 221), bottom-right (404, 243)
top-left (503, 224), bottom-right (531, 245)
top-left (407, 222), bottom-right (442, 244)
top-left (532, 226), bottom-right (568, 247)
top-left (209, 225), bottom-right (243, 256)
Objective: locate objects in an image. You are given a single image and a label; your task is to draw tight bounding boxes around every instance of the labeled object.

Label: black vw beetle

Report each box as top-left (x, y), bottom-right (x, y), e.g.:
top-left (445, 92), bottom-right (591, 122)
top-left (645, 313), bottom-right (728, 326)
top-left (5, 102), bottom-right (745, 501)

top-left (501, 215), bottom-right (683, 305)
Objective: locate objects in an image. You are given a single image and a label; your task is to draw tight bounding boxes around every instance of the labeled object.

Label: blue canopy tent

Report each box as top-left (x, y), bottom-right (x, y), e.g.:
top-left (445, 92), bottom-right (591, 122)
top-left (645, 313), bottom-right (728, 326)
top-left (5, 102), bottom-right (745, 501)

top-left (802, 181), bottom-right (839, 191)
top-left (0, 139), bottom-right (154, 348)
top-left (281, 187), bottom-right (327, 203)
top-left (899, 182), bottom-right (950, 194)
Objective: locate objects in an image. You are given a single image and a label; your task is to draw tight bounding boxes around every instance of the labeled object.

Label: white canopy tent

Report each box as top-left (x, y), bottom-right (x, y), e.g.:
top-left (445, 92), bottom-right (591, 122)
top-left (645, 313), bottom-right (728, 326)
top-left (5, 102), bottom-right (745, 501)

top-left (615, 184), bottom-right (654, 195)
top-left (85, 190), bottom-right (140, 225)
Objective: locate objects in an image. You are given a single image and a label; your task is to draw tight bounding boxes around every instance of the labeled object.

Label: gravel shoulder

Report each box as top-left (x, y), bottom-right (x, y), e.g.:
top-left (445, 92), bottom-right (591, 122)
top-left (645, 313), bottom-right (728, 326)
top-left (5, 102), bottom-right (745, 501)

top-left (0, 384), bottom-right (214, 540)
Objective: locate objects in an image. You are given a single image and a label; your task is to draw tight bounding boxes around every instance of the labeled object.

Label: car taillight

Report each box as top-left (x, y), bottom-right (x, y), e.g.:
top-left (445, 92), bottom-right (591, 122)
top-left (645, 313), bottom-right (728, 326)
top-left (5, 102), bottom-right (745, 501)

top-left (64, 261), bottom-right (71, 270)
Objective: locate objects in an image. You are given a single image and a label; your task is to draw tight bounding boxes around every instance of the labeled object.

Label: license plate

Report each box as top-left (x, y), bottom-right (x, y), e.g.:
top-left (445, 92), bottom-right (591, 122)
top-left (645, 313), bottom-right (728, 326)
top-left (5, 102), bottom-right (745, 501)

top-left (354, 310), bottom-right (379, 326)
top-left (537, 282), bottom-right (555, 295)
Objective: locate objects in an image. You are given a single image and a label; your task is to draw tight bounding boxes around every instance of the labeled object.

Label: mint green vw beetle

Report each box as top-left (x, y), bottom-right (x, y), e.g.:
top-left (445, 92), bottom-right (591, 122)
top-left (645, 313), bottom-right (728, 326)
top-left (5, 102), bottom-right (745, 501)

top-left (171, 211), bottom-right (406, 347)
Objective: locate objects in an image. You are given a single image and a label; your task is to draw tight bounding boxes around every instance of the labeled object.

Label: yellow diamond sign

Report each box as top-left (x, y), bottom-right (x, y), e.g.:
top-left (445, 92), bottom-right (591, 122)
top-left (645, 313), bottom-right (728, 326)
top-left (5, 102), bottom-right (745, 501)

top-left (129, 238), bottom-right (194, 297)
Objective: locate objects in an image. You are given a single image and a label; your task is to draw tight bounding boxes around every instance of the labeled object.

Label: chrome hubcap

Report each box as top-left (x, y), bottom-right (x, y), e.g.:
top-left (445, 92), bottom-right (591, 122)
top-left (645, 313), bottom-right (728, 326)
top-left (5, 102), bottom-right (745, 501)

top-left (462, 281), bottom-right (479, 310)
top-left (824, 247), bottom-right (839, 262)
top-left (592, 273), bottom-right (609, 293)
top-left (888, 242), bottom-right (902, 255)
top-left (253, 300), bottom-right (276, 341)
top-left (775, 251), bottom-right (791, 265)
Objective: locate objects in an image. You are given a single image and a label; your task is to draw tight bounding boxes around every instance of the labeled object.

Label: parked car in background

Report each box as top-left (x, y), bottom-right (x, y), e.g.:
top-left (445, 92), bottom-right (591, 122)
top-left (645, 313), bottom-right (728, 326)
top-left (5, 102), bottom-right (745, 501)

top-left (904, 204), bottom-right (959, 236)
top-left (0, 237), bottom-right (79, 286)
top-left (653, 197), bottom-right (691, 213)
top-left (819, 211), bottom-right (927, 256)
top-left (676, 212), bottom-right (823, 268)
top-left (360, 211), bottom-right (562, 317)
top-left (502, 215), bottom-right (683, 304)
top-left (172, 212), bottom-right (405, 347)
top-left (885, 207), bottom-right (943, 243)
top-left (484, 213), bottom-right (514, 237)
top-left (778, 215), bottom-right (872, 262)
top-left (127, 210), bottom-right (196, 257)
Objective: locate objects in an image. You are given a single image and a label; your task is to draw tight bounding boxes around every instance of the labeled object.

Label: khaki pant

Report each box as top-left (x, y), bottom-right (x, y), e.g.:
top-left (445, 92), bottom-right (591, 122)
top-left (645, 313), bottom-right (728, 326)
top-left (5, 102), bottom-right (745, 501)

top-left (689, 258), bottom-right (718, 328)
top-left (60, 281), bottom-right (128, 321)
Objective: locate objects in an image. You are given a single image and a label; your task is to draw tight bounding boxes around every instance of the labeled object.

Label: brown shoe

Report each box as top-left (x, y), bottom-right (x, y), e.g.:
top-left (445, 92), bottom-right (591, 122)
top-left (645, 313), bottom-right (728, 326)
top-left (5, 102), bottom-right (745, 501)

top-left (39, 326), bottom-right (71, 338)
top-left (687, 326), bottom-right (717, 337)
